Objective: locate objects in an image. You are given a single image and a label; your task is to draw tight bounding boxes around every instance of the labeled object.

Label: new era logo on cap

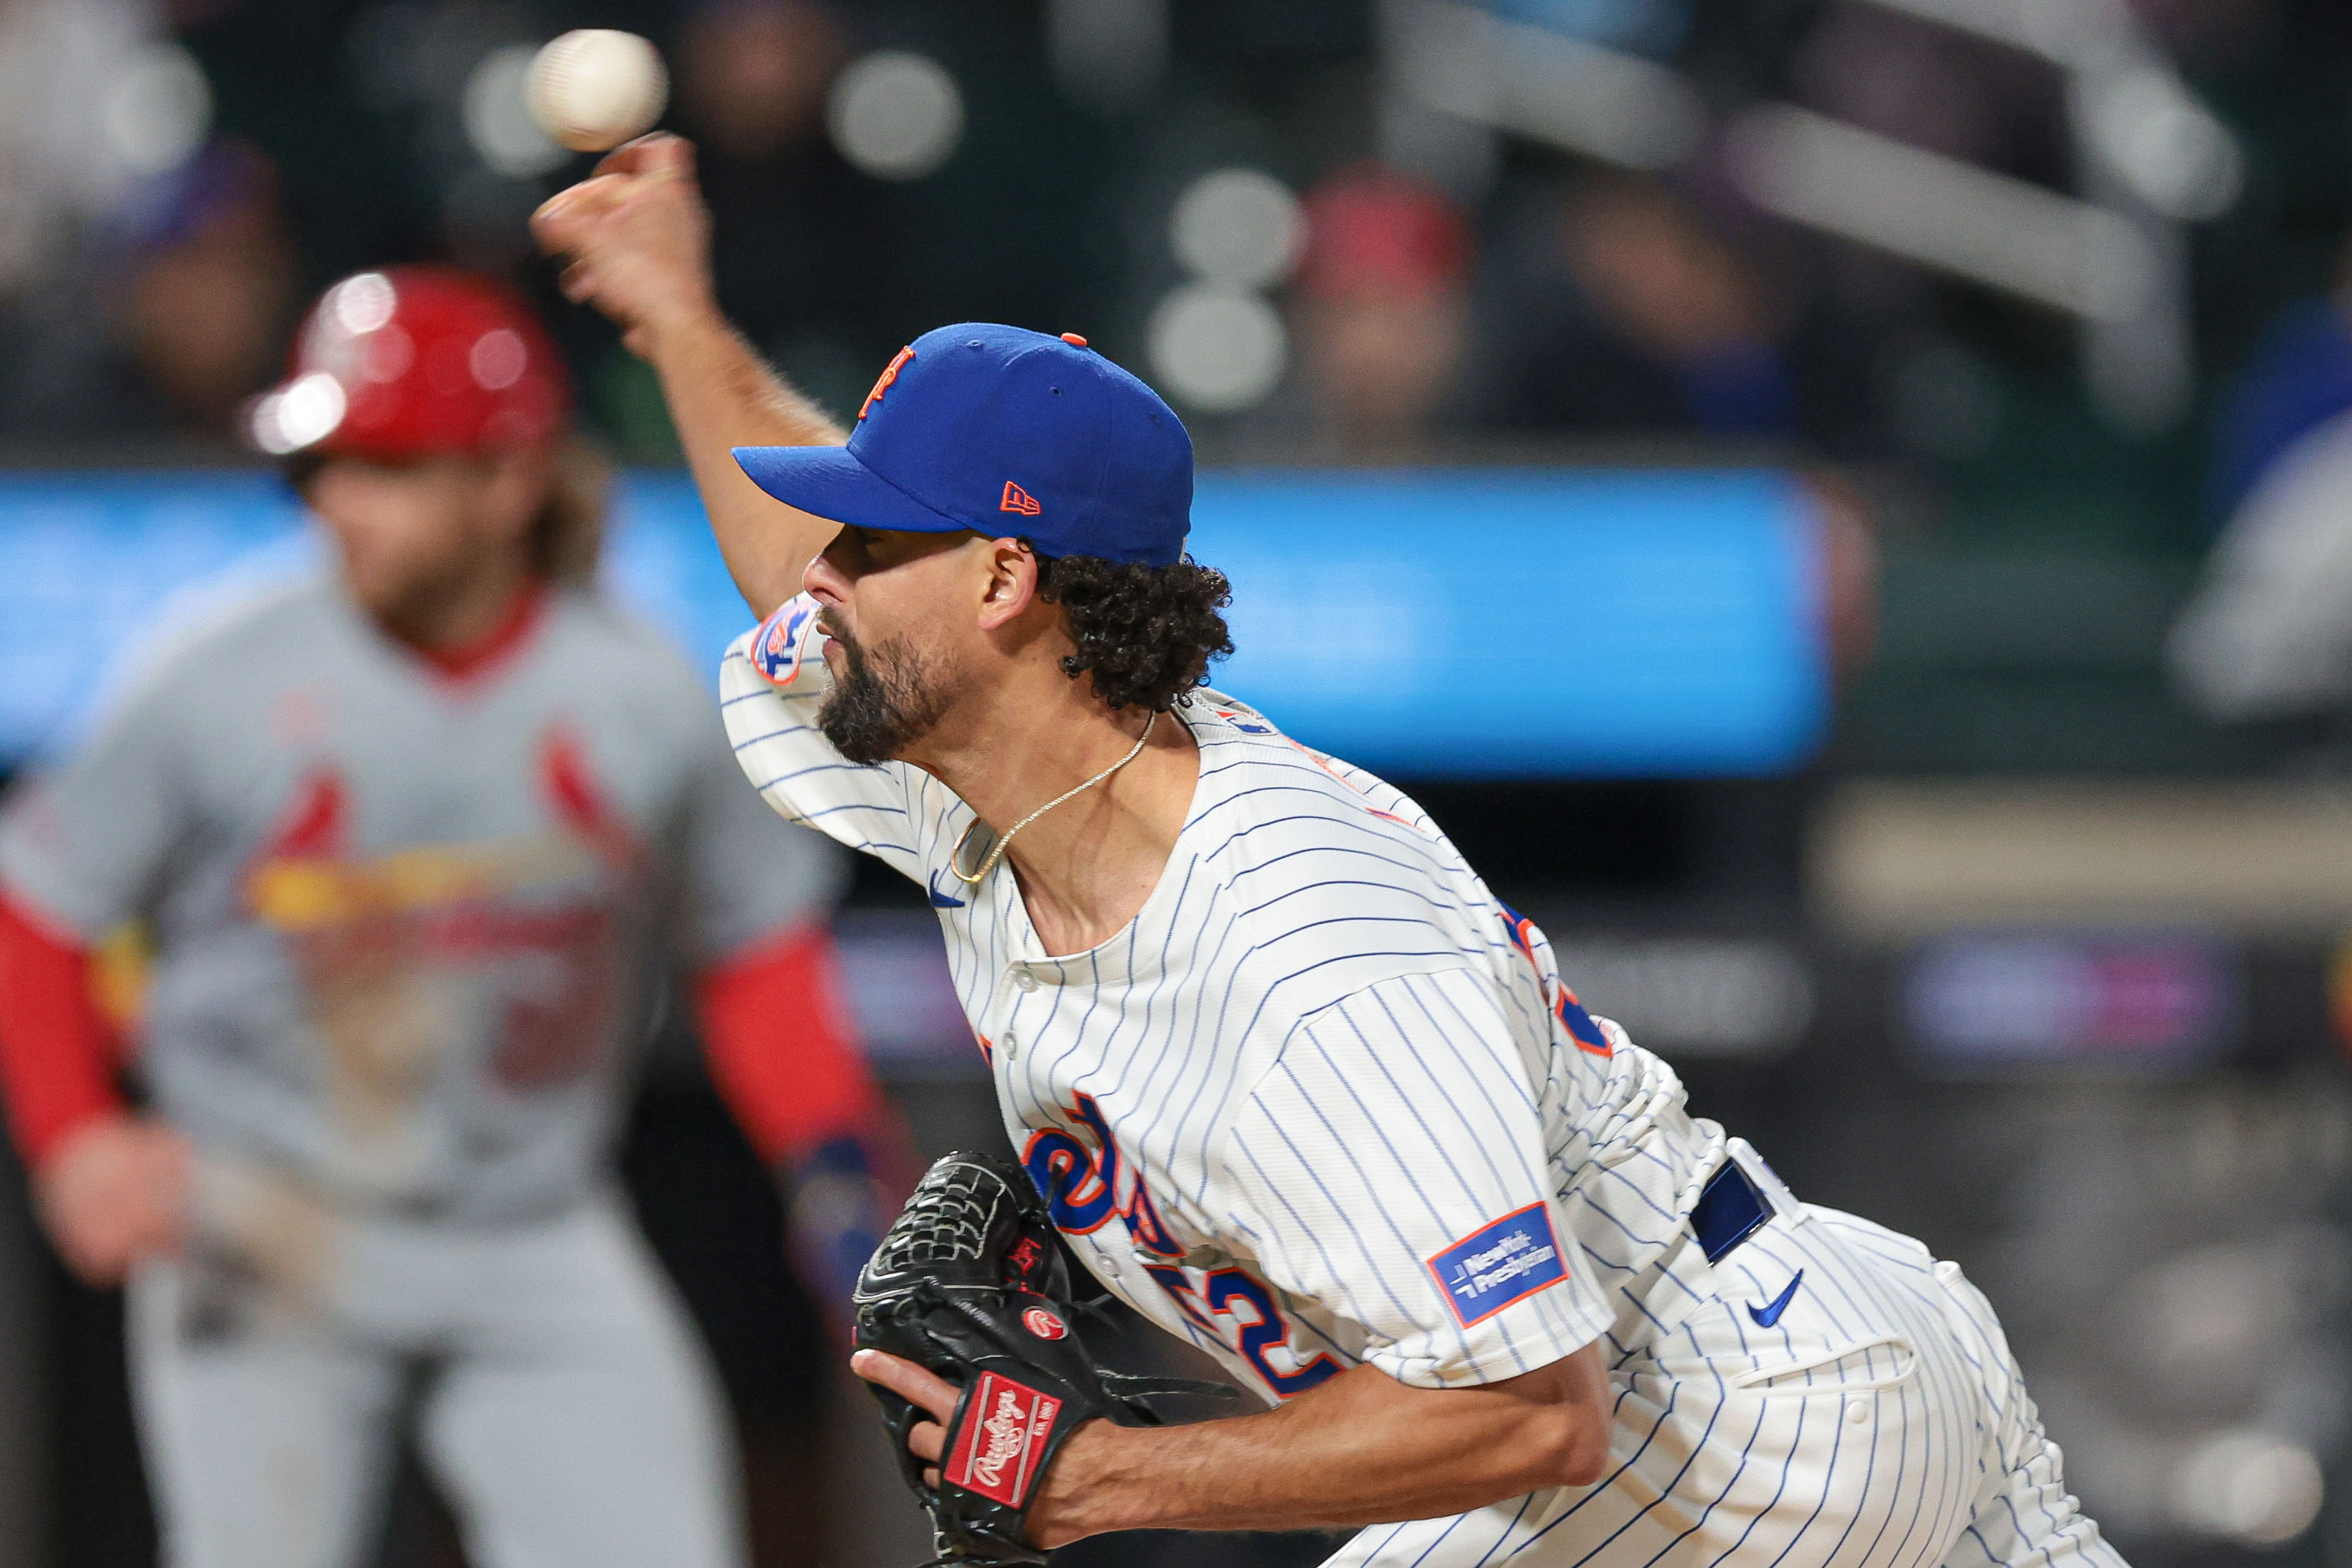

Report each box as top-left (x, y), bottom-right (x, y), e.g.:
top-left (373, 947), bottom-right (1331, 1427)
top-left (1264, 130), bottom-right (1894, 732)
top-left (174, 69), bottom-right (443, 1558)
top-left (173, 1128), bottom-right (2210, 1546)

top-left (732, 323), bottom-right (1195, 566)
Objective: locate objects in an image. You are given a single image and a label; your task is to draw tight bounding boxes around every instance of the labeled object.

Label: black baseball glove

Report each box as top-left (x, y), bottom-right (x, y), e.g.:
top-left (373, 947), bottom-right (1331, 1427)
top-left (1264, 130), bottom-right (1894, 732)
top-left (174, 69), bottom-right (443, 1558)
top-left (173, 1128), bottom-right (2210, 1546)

top-left (852, 1149), bottom-right (1230, 1566)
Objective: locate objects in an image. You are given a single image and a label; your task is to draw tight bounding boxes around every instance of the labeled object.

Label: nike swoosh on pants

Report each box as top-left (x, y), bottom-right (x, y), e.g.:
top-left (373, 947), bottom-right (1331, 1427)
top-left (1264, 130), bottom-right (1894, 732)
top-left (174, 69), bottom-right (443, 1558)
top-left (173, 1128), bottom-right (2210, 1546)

top-left (1748, 1269), bottom-right (1803, 1327)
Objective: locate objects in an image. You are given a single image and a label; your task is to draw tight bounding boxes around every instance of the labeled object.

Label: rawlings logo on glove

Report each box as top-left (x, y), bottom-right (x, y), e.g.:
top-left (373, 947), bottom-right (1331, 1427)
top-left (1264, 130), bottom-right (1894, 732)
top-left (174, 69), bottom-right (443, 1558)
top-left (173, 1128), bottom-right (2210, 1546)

top-left (851, 1149), bottom-right (1232, 1567)
top-left (948, 1373), bottom-right (1060, 1505)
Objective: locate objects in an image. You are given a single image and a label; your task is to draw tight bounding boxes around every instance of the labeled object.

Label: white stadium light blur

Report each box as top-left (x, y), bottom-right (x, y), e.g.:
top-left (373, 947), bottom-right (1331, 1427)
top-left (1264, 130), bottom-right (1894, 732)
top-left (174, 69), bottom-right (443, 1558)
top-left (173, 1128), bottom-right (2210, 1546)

top-left (1170, 169), bottom-right (1305, 291)
top-left (249, 373), bottom-right (347, 457)
top-left (828, 52), bottom-right (965, 182)
top-left (463, 45), bottom-right (568, 179)
top-left (2172, 1431), bottom-right (2324, 1548)
top-left (1146, 286), bottom-right (1287, 414)
top-left (2086, 67), bottom-right (2244, 222)
top-left (327, 272), bottom-right (397, 337)
top-left (100, 42), bottom-right (211, 179)
top-left (1864, 0), bottom-right (2244, 224)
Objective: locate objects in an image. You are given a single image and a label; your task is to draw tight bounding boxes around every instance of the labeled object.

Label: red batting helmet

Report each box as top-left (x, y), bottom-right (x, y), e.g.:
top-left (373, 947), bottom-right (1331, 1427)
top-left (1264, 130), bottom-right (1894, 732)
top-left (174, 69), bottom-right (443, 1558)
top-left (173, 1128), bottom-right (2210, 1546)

top-left (247, 266), bottom-right (568, 459)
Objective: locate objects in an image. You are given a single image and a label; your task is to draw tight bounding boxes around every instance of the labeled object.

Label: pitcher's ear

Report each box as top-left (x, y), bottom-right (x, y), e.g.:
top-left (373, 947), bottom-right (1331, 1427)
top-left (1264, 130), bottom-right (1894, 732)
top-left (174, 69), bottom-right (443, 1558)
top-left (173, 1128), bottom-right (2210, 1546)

top-left (976, 536), bottom-right (1043, 630)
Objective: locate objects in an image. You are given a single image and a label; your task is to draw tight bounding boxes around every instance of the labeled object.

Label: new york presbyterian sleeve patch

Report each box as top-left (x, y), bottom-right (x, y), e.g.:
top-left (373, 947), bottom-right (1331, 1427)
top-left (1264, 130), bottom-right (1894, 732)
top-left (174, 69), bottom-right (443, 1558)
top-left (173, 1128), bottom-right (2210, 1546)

top-left (1427, 1203), bottom-right (1569, 1328)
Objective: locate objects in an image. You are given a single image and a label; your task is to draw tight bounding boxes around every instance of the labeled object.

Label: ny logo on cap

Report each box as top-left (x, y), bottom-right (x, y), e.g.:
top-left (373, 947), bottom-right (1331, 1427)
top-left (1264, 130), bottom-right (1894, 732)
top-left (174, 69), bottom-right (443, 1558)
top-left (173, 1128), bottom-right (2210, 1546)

top-left (1000, 481), bottom-right (1042, 516)
top-left (859, 345), bottom-right (914, 421)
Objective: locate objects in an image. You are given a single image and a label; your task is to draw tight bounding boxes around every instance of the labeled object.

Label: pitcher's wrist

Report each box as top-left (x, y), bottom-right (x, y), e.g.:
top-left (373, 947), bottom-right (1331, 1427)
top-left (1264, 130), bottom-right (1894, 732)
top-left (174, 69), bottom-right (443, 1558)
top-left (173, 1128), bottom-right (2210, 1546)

top-left (635, 291), bottom-right (727, 362)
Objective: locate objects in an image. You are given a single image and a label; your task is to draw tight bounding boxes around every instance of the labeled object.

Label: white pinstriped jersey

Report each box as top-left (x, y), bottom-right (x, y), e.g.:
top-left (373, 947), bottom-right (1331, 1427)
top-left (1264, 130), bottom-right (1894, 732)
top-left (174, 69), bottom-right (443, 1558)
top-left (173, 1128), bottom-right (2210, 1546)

top-left (721, 597), bottom-right (1725, 1397)
top-left (719, 597), bottom-right (2127, 1568)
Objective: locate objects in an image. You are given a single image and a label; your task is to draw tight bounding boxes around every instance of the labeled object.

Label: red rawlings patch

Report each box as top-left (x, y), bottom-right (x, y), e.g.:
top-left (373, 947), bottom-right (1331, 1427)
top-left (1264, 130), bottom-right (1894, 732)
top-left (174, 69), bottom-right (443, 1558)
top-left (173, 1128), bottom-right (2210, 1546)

top-left (944, 1372), bottom-right (1061, 1506)
top-left (1022, 1307), bottom-right (1068, 1340)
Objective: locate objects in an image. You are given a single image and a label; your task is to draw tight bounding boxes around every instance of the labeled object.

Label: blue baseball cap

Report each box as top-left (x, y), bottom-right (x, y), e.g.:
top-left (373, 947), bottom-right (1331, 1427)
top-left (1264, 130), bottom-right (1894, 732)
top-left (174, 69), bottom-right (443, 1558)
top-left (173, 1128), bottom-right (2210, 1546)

top-left (733, 323), bottom-right (1194, 567)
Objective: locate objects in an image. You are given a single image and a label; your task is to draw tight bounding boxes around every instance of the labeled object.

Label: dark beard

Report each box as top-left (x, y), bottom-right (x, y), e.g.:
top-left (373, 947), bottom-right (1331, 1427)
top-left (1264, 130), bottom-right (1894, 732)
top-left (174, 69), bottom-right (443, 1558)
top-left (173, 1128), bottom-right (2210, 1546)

top-left (818, 625), bottom-right (957, 765)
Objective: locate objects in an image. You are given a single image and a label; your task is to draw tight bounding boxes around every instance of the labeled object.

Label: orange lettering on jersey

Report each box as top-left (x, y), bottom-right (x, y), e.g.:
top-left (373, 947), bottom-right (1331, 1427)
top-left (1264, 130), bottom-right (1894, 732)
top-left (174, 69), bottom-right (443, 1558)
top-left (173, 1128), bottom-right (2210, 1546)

top-left (859, 345), bottom-right (915, 421)
top-left (1001, 481), bottom-right (1042, 516)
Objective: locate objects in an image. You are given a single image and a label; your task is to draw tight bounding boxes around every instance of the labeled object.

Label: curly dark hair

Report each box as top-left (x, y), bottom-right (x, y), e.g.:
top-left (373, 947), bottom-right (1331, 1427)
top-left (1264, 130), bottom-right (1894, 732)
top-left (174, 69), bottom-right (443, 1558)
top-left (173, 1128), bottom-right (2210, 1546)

top-left (1033, 551), bottom-right (1236, 713)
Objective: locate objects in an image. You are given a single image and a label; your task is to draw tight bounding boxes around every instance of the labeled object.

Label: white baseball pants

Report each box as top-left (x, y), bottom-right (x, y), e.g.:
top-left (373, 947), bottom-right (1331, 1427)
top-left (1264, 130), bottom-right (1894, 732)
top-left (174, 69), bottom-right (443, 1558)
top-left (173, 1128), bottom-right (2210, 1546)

top-left (126, 1195), bottom-right (745, 1568)
top-left (1328, 1203), bottom-right (2129, 1568)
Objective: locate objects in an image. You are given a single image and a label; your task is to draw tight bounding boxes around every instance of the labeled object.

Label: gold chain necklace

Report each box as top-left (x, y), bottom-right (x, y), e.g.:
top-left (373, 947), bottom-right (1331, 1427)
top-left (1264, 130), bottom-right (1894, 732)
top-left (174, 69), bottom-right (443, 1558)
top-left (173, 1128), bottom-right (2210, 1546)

top-left (947, 711), bottom-right (1157, 887)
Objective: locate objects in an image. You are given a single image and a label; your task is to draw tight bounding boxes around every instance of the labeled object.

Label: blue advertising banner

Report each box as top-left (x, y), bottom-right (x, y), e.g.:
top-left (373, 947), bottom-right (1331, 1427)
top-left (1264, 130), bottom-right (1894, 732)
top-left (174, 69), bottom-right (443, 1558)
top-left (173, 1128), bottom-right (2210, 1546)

top-left (1190, 470), bottom-right (1826, 775)
top-left (0, 467), bottom-right (1827, 777)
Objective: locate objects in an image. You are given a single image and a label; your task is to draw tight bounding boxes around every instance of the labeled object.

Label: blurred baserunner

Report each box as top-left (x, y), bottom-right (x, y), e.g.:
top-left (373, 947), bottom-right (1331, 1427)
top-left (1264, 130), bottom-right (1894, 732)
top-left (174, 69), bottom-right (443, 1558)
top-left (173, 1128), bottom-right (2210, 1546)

top-left (0, 265), bottom-right (900, 1568)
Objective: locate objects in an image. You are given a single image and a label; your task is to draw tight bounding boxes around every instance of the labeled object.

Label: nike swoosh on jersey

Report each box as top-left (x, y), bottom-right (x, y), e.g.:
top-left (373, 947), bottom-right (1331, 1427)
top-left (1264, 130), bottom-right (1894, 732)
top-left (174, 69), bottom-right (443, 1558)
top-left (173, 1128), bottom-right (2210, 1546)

top-left (928, 871), bottom-right (966, 909)
top-left (1748, 1270), bottom-right (1803, 1327)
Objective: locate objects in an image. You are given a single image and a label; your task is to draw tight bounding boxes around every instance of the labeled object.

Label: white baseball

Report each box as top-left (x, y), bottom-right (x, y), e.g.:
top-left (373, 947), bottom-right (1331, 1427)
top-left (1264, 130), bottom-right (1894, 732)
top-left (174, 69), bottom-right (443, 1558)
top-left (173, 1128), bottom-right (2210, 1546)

top-left (527, 29), bottom-right (668, 154)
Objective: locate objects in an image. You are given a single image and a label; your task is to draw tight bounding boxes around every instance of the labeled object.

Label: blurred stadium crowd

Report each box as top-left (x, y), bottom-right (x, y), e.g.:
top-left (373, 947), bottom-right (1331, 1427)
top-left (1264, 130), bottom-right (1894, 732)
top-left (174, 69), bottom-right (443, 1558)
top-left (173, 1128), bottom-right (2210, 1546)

top-left (0, 0), bottom-right (2334, 477)
top-left (8, 2), bottom-right (2352, 1567)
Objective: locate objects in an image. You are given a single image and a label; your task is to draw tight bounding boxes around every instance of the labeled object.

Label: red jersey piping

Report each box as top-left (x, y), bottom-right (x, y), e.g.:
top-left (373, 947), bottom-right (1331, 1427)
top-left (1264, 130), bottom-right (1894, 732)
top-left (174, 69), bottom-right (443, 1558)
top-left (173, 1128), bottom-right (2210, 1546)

top-left (409, 582), bottom-right (549, 683)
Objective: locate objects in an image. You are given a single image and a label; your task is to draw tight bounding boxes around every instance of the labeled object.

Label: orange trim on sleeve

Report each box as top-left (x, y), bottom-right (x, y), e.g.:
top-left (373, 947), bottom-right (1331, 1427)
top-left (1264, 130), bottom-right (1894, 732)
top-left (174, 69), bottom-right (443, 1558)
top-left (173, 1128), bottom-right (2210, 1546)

top-left (0, 891), bottom-right (128, 1168)
top-left (696, 923), bottom-right (884, 1167)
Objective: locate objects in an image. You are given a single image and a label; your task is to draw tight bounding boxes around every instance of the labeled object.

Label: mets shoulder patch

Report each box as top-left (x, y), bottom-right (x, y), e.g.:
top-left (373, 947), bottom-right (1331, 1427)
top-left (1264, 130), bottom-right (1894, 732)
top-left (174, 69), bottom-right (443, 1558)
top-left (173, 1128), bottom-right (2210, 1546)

top-left (1427, 1203), bottom-right (1568, 1328)
top-left (751, 597), bottom-right (821, 690)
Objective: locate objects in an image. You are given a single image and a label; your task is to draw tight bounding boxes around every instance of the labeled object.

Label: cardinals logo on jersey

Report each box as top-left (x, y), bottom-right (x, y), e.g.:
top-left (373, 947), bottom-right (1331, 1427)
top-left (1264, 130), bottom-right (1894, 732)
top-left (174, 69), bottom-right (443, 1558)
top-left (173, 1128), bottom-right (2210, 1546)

top-left (241, 732), bottom-right (643, 1127)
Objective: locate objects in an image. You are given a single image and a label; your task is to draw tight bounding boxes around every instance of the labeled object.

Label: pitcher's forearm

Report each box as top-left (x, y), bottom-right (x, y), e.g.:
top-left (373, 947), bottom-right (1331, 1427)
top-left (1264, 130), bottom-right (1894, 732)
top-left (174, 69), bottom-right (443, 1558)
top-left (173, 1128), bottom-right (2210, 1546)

top-left (1050, 1407), bottom-right (1567, 1536)
top-left (1012, 1350), bottom-right (1612, 1546)
top-left (643, 312), bottom-right (846, 617)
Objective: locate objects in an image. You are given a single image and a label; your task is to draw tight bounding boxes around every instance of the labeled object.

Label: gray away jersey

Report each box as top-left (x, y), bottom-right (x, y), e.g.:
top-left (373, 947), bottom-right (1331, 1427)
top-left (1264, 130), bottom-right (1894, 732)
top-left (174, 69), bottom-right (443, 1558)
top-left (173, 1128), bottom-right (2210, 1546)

top-left (720, 596), bottom-right (1729, 1404)
top-left (0, 574), bottom-right (844, 1223)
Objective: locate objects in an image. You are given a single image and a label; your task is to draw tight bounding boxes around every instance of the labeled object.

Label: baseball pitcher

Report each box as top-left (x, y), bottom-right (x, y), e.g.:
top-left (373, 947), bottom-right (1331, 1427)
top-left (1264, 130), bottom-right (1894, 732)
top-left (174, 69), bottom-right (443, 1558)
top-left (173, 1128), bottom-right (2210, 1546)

top-left (536, 134), bottom-right (2127, 1568)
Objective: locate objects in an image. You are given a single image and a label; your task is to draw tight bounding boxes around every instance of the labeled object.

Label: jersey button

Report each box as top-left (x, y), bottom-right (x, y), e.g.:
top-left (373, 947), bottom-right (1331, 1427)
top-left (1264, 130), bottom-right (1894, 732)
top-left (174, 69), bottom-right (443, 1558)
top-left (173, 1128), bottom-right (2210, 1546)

top-left (1014, 970), bottom-right (1040, 993)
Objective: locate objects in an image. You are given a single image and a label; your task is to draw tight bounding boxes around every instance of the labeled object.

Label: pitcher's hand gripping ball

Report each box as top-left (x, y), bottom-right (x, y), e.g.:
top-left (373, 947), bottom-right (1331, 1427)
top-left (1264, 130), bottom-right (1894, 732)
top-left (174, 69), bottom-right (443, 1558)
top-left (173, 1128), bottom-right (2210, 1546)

top-left (528, 29), bottom-right (668, 153)
top-left (853, 1150), bottom-right (1228, 1565)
